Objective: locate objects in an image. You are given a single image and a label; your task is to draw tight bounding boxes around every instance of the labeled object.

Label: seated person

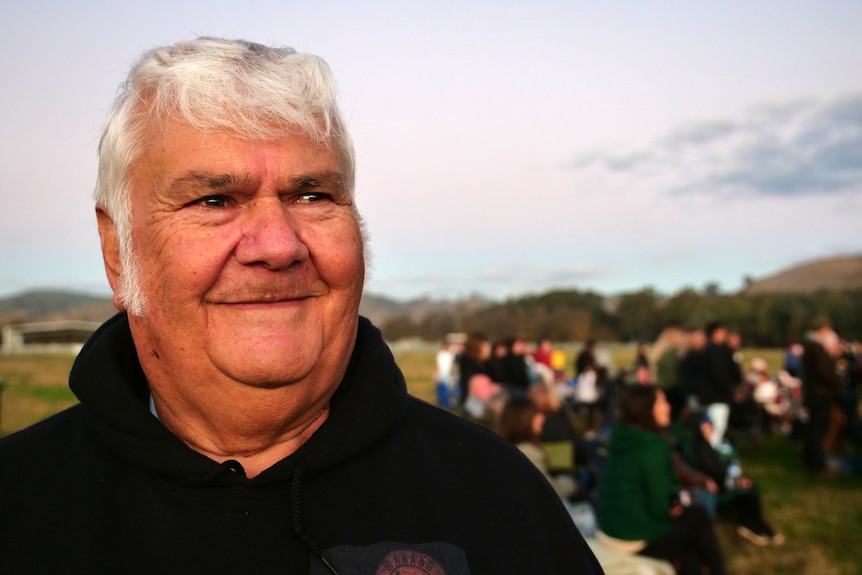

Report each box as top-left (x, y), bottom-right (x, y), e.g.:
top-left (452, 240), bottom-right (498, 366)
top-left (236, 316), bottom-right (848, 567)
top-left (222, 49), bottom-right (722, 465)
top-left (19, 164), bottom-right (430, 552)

top-left (457, 332), bottom-right (505, 421)
top-left (499, 396), bottom-right (576, 501)
top-left (456, 332), bottom-right (492, 404)
top-left (687, 412), bottom-right (784, 546)
top-left (467, 374), bottom-right (506, 422)
top-left (531, 384), bottom-right (596, 482)
top-left (598, 386), bottom-right (727, 575)
top-left (747, 358), bottom-right (791, 434)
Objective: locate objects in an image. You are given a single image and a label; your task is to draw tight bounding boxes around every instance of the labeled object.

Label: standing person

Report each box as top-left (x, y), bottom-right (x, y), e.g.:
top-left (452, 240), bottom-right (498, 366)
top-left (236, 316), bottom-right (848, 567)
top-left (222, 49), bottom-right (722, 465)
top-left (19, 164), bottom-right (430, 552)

top-left (484, 338), bottom-right (509, 387)
top-left (501, 336), bottom-right (532, 394)
top-left (575, 339), bottom-right (598, 377)
top-left (0, 38), bottom-right (602, 574)
top-left (598, 386), bottom-right (727, 575)
top-left (436, 341), bottom-right (456, 387)
top-left (801, 317), bottom-right (843, 476)
top-left (574, 365), bottom-right (602, 435)
top-left (434, 340), bottom-right (458, 408)
top-left (784, 342), bottom-right (804, 378)
top-left (650, 327), bottom-right (686, 414)
top-left (700, 322), bottom-right (739, 448)
top-left (679, 328), bottom-right (707, 409)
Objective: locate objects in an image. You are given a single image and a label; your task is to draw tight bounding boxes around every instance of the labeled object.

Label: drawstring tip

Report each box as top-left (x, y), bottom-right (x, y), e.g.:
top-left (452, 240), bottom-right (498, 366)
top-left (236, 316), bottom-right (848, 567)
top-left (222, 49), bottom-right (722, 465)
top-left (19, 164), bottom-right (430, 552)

top-left (320, 556), bottom-right (338, 575)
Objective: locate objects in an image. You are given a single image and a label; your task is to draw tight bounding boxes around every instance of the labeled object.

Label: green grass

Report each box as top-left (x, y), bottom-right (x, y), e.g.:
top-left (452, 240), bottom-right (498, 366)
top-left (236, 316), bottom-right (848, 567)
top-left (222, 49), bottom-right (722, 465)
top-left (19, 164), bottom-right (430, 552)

top-left (3, 346), bottom-right (860, 574)
top-left (0, 353), bottom-right (78, 436)
top-left (713, 435), bottom-right (862, 574)
top-left (17, 385), bottom-right (78, 402)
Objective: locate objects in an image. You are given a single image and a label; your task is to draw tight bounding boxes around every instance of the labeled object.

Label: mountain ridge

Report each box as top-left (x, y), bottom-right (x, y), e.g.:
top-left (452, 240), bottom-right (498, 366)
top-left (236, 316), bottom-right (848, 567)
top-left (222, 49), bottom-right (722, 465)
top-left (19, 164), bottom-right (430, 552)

top-left (744, 253), bottom-right (862, 295)
top-left (2, 253), bottom-right (859, 326)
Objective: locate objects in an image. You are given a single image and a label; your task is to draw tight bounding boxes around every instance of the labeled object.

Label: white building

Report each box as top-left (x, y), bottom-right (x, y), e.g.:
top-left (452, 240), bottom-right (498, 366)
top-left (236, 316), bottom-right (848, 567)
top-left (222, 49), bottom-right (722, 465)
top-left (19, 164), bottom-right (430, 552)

top-left (1, 320), bottom-right (102, 354)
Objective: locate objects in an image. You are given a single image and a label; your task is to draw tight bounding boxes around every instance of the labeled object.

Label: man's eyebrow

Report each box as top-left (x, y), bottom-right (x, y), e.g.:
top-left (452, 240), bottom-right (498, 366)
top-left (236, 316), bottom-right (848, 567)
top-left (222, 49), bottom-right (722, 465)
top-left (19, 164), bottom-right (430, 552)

top-left (286, 171), bottom-right (345, 190)
top-left (165, 171), bottom-right (345, 194)
top-left (167, 172), bottom-right (257, 194)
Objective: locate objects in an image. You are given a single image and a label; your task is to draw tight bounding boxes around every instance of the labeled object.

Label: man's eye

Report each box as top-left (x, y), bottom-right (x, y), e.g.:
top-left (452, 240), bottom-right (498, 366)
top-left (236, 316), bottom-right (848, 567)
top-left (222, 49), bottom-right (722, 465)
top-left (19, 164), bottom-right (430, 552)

top-left (297, 192), bottom-right (331, 203)
top-left (198, 196), bottom-right (228, 208)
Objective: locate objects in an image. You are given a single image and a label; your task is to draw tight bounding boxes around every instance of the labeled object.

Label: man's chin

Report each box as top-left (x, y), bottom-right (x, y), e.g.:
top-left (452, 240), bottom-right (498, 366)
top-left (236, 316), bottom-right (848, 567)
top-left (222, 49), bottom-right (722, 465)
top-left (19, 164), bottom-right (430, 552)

top-left (211, 339), bottom-right (319, 385)
top-left (207, 300), bottom-right (316, 333)
top-left (220, 363), bottom-right (315, 390)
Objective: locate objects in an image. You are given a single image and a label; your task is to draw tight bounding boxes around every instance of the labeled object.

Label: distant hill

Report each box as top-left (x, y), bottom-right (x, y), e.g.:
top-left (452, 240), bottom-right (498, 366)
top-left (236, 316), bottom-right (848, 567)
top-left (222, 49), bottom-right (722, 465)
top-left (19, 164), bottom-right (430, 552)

top-left (0, 289), bottom-right (109, 315)
top-left (360, 293), bottom-right (491, 326)
top-left (0, 289), bottom-right (491, 328)
top-left (745, 254), bottom-right (862, 295)
top-left (0, 290), bottom-right (117, 324)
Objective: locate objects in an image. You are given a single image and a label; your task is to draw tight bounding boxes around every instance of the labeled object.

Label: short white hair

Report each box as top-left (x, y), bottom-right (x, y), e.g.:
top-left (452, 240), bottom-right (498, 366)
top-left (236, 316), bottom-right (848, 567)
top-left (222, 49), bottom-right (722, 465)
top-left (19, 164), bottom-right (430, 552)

top-left (94, 37), bottom-right (357, 314)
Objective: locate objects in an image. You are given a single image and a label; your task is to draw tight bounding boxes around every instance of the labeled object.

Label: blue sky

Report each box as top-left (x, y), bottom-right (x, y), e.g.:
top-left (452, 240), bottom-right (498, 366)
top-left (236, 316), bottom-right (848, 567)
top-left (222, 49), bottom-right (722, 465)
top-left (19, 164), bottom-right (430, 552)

top-left (1, 1), bottom-right (860, 301)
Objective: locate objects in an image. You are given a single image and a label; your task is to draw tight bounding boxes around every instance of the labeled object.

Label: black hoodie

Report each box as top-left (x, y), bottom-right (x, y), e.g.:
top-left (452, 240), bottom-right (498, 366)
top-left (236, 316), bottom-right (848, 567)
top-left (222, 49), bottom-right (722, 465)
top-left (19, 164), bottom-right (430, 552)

top-left (0, 313), bottom-right (602, 574)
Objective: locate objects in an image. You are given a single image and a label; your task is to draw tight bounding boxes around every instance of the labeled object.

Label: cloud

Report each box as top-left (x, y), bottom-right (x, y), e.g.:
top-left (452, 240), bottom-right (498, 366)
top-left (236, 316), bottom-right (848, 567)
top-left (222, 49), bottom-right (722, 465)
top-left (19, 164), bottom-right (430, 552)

top-left (475, 266), bottom-right (606, 285)
top-left (570, 93), bottom-right (862, 198)
top-left (368, 265), bottom-right (608, 300)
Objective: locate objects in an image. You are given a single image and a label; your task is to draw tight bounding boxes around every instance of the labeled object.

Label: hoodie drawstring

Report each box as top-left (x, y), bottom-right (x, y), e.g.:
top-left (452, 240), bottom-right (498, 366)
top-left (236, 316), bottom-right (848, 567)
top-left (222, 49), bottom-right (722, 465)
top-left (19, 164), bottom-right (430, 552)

top-left (290, 456), bottom-right (339, 575)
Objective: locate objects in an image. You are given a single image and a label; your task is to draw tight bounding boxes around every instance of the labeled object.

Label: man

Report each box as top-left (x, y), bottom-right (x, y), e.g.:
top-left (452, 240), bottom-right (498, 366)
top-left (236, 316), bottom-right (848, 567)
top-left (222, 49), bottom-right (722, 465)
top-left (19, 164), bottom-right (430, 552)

top-left (574, 339), bottom-right (597, 377)
top-left (0, 38), bottom-right (602, 574)
top-left (500, 336), bottom-right (532, 393)
top-left (801, 317), bottom-right (843, 475)
top-left (679, 328), bottom-right (706, 410)
top-left (698, 322), bottom-right (738, 448)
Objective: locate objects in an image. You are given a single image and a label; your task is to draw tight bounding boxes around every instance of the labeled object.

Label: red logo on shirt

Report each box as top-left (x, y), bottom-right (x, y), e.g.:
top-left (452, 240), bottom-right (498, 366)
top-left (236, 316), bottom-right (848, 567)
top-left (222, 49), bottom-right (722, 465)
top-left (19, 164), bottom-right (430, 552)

top-left (376, 550), bottom-right (447, 575)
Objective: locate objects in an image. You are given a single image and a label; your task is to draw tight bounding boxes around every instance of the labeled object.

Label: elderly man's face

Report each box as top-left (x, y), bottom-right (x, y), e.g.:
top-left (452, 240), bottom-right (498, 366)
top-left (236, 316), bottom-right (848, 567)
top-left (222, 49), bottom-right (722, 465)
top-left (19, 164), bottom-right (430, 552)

top-left (101, 120), bottom-right (364, 393)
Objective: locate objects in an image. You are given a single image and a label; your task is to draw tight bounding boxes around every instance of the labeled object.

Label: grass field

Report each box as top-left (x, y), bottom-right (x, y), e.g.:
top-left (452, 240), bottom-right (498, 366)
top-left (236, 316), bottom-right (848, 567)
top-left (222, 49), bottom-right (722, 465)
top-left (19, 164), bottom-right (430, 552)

top-left (1, 345), bottom-right (860, 574)
top-left (0, 353), bottom-right (78, 436)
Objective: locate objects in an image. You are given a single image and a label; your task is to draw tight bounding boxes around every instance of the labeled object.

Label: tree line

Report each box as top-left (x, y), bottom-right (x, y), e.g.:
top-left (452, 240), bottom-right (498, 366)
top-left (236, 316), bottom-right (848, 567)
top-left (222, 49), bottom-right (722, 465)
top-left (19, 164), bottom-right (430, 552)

top-left (379, 288), bottom-right (862, 346)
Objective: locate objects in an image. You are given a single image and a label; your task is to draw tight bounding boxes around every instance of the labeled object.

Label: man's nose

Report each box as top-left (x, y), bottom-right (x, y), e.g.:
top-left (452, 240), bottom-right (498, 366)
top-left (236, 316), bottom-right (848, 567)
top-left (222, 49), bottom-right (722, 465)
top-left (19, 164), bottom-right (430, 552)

top-left (235, 198), bottom-right (309, 270)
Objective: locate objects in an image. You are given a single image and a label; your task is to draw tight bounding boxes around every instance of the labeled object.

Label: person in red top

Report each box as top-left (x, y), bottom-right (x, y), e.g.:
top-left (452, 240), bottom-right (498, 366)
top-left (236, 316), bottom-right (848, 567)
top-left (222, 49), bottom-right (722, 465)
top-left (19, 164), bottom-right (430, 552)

top-left (533, 337), bottom-right (554, 369)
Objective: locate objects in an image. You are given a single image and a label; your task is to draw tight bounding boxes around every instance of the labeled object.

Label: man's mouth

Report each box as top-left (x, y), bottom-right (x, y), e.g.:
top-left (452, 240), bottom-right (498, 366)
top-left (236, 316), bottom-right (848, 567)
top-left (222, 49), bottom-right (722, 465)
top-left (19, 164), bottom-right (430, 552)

top-left (215, 294), bottom-right (312, 307)
top-left (206, 279), bottom-right (327, 306)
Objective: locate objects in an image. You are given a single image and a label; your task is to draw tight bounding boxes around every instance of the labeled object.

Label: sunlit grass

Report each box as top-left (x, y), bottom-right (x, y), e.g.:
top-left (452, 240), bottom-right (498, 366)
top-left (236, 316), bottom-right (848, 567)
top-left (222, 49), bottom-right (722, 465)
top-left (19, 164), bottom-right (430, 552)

top-left (0, 353), bottom-right (78, 436)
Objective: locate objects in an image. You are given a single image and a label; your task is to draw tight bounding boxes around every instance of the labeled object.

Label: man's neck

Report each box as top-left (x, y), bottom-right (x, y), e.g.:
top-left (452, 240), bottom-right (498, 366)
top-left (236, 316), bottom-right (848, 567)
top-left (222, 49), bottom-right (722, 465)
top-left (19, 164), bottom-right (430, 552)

top-left (150, 386), bottom-right (331, 479)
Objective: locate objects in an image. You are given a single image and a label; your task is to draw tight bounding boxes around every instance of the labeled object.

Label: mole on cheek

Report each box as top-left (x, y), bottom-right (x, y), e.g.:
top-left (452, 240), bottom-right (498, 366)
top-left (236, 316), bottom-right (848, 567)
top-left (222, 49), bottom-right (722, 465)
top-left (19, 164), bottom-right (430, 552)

top-left (152, 349), bottom-right (160, 360)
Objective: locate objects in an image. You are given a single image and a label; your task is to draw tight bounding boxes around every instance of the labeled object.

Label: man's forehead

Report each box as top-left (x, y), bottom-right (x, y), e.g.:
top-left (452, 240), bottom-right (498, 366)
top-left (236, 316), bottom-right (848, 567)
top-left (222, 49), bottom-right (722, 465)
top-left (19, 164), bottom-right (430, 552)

top-left (135, 121), bottom-right (343, 176)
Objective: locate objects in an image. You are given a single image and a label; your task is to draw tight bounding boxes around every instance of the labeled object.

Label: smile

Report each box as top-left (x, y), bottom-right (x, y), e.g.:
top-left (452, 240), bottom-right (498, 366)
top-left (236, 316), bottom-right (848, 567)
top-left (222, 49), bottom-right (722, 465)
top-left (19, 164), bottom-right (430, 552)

top-left (217, 297), bottom-right (310, 308)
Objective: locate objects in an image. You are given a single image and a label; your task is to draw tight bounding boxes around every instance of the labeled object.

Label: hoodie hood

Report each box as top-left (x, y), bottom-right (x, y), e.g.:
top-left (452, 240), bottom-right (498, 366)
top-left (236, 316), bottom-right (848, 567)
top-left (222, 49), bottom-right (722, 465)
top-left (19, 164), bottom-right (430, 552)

top-left (69, 313), bottom-right (408, 486)
top-left (606, 420), bottom-right (667, 458)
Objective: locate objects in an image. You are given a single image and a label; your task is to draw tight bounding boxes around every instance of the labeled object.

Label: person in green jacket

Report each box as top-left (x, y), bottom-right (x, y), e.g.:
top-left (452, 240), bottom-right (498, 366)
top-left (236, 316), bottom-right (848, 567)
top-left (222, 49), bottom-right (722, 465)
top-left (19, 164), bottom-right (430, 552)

top-left (598, 385), bottom-right (726, 575)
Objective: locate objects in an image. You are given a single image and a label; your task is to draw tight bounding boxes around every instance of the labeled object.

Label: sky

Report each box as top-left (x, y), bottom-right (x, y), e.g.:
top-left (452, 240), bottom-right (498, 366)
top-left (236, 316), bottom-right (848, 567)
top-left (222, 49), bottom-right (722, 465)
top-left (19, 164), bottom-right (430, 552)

top-left (2, 1), bottom-right (861, 302)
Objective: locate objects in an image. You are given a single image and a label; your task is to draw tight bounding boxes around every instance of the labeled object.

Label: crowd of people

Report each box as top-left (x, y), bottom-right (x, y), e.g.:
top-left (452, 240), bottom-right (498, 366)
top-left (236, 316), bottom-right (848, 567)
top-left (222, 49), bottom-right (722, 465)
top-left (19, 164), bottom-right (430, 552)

top-left (434, 316), bottom-right (861, 574)
top-left (645, 318), bottom-right (861, 477)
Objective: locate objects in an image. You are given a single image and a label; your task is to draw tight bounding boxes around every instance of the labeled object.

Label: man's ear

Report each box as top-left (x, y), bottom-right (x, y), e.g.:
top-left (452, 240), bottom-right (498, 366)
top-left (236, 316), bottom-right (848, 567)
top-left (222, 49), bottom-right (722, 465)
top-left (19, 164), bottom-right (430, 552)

top-left (96, 207), bottom-right (126, 311)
